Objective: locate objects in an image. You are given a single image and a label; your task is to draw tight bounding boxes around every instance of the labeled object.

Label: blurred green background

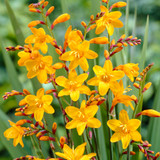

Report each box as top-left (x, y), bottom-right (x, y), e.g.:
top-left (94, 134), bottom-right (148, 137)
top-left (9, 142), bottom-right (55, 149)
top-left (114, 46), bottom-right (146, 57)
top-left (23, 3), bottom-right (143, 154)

top-left (0, 0), bottom-right (160, 159)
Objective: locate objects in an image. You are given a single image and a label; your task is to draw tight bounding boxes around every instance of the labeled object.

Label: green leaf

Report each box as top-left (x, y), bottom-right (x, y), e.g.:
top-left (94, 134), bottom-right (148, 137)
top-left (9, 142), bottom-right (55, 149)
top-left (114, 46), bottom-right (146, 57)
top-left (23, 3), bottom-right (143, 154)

top-left (0, 40), bottom-right (23, 103)
top-left (147, 79), bottom-right (160, 153)
top-left (139, 15), bottom-right (149, 71)
top-left (0, 109), bottom-right (28, 158)
top-left (5, 0), bottom-right (25, 45)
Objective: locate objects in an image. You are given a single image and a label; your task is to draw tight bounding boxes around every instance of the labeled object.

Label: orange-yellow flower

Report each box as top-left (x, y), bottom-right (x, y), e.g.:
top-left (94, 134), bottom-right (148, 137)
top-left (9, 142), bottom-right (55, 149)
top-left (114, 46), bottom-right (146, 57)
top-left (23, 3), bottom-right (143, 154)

top-left (25, 55), bottom-right (55, 83)
top-left (95, 5), bottom-right (123, 36)
top-left (56, 142), bottom-right (96, 160)
top-left (4, 120), bottom-right (27, 147)
top-left (24, 88), bottom-right (54, 121)
top-left (25, 28), bottom-right (54, 54)
top-left (110, 80), bottom-right (134, 112)
top-left (56, 70), bottom-right (90, 101)
top-left (136, 109), bottom-right (160, 118)
top-left (107, 109), bottom-right (141, 149)
top-left (87, 60), bottom-right (125, 96)
top-left (65, 100), bottom-right (101, 135)
top-left (60, 40), bottom-right (98, 71)
top-left (115, 63), bottom-right (139, 82)
top-left (18, 44), bottom-right (40, 66)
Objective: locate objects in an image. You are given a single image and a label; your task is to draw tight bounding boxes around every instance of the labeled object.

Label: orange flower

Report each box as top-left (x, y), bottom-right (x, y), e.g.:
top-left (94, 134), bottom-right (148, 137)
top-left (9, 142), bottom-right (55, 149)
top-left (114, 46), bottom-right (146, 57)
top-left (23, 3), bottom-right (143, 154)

top-left (60, 40), bottom-right (98, 71)
top-left (4, 120), bottom-right (27, 147)
top-left (56, 70), bottom-right (90, 101)
top-left (65, 100), bottom-right (101, 135)
top-left (25, 28), bottom-right (54, 54)
top-left (25, 55), bottom-right (55, 83)
top-left (136, 109), bottom-right (160, 118)
top-left (110, 80), bottom-right (134, 113)
top-left (24, 88), bottom-right (54, 121)
top-left (115, 63), bottom-right (139, 82)
top-left (87, 60), bottom-right (125, 96)
top-left (107, 109), bottom-right (141, 149)
top-left (95, 5), bottom-right (123, 36)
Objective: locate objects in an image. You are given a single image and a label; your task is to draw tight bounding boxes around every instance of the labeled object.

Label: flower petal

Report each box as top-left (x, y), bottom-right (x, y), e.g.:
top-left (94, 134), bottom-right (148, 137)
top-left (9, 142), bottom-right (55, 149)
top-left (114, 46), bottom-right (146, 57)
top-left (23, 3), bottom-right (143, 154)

top-left (85, 50), bottom-right (98, 59)
top-left (56, 76), bottom-right (68, 87)
top-left (77, 122), bottom-right (87, 135)
top-left (119, 109), bottom-right (129, 123)
top-left (58, 89), bottom-right (70, 97)
top-left (41, 43), bottom-right (48, 54)
top-left (42, 95), bottom-right (53, 105)
top-left (70, 90), bottom-right (80, 101)
top-left (79, 57), bottom-right (89, 71)
top-left (37, 70), bottom-right (47, 83)
top-left (98, 81), bottom-right (110, 96)
top-left (34, 108), bottom-right (44, 122)
top-left (66, 119), bottom-right (79, 129)
top-left (43, 104), bottom-right (55, 114)
top-left (128, 119), bottom-right (141, 131)
top-left (121, 134), bottom-right (131, 149)
top-left (130, 131), bottom-right (142, 141)
top-left (107, 119), bottom-right (121, 132)
top-left (75, 143), bottom-right (86, 158)
top-left (87, 118), bottom-right (101, 128)
top-left (110, 132), bottom-right (121, 142)
top-left (103, 60), bottom-right (113, 73)
top-left (106, 23), bottom-right (114, 36)
top-left (65, 106), bottom-right (80, 119)
top-left (37, 88), bottom-right (44, 99)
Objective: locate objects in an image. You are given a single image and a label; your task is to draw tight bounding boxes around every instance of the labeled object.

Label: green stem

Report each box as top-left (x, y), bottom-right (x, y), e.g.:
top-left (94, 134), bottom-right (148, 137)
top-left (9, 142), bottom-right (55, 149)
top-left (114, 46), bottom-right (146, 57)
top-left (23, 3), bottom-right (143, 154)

top-left (82, 133), bottom-right (88, 154)
top-left (92, 128), bottom-right (100, 160)
top-left (86, 128), bottom-right (94, 152)
top-left (127, 144), bottom-right (130, 160)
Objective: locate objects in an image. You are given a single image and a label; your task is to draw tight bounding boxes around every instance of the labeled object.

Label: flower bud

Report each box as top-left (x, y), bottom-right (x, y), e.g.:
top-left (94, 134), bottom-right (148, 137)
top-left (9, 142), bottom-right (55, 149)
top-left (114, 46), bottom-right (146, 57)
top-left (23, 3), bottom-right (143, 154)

top-left (29, 8), bottom-right (41, 13)
top-left (28, 20), bottom-right (45, 28)
top-left (51, 13), bottom-right (70, 30)
top-left (46, 6), bottom-right (55, 16)
top-left (81, 21), bottom-right (87, 28)
top-left (133, 83), bottom-right (141, 89)
top-left (60, 136), bottom-right (66, 148)
top-left (90, 37), bottom-right (109, 44)
top-left (104, 50), bottom-right (109, 60)
top-left (136, 109), bottom-right (160, 118)
top-left (52, 122), bottom-right (57, 134)
top-left (142, 82), bottom-right (152, 93)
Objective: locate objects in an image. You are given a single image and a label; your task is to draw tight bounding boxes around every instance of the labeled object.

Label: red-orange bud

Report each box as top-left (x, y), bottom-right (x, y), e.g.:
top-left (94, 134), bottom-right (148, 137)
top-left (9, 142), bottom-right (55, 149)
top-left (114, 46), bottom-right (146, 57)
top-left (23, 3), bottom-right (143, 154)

top-left (28, 20), bottom-right (45, 28)
top-left (52, 122), bottom-right (57, 134)
top-left (46, 6), bottom-right (55, 16)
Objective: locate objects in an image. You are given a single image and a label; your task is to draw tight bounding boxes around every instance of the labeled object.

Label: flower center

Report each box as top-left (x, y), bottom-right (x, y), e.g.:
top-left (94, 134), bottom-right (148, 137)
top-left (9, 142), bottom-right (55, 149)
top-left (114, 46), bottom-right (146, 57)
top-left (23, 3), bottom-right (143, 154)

top-left (101, 74), bottom-right (110, 82)
top-left (120, 124), bottom-right (129, 133)
top-left (35, 99), bottom-right (43, 108)
top-left (69, 81), bottom-right (78, 89)
top-left (32, 61), bottom-right (45, 72)
top-left (77, 111), bottom-right (85, 119)
top-left (70, 50), bottom-right (82, 58)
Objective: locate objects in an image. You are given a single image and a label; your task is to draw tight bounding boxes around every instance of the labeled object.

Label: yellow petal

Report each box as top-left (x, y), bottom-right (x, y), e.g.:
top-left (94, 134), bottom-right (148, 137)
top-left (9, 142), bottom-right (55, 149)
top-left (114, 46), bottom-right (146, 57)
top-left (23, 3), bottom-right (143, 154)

top-left (60, 51), bottom-right (75, 61)
top-left (87, 118), bottom-right (101, 128)
top-left (25, 35), bottom-right (36, 43)
top-left (56, 76), bottom-right (68, 87)
top-left (80, 153), bottom-right (96, 160)
top-left (98, 81), bottom-right (110, 96)
top-left (25, 95), bottom-right (37, 105)
top-left (37, 70), bottom-right (47, 83)
top-left (119, 109), bottom-right (129, 123)
top-left (112, 19), bottom-right (123, 28)
top-left (42, 95), bottom-right (53, 105)
top-left (85, 50), bottom-right (98, 59)
top-left (76, 73), bottom-right (88, 85)
top-left (95, 25), bottom-right (106, 35)
top-left (79, 57), bottom-right (89, 71)
top-left (41, 43), bottom-right (48, 54)
top-left (58, 89), bottom-right (70, 97)
top-left (42, 56), bottom-right (53, 66)
top-left (24, 106), bottom-right (36, 115)
top-left (37, 88), bottom-right (44, 99)
top-left (69, 59), bottom-right (79, 70)
top-left (103, 60), bottom-right (113, 73)
top-left (84, 105), bottom-right (98, 118)
top-left (78, 85), bottom-right (91, 95)
top-left (87, 77), bottom-right (99, 86)
top-left (70, 90), bottom-right (80, 101)
top-left (78, 40), bottom-right (90, 51)
top-left (110, 132), bottom-right (121, 142)
top-left (111, 71), bottom-right (125, 81)
top-left (93, 65), bottom-right (105, 76)
top-left (121, 134), bottom-right (131, 149)
top-left (100, 5), bottom-right (108, 13)
top-left (106, 23), bottom-right (114, 36)
top-left (77, 122), bottom-right (87, 135)
top-left (63, 144), bottom-right (74, 158)
top-left (128, 119), bottom-right (141, 131)
top-left (43, 104), bottom-right (55, 114)
top-left (65, 106), bottom-right (80, 119)
top-left (130, 131), bottom-right (142, 141)
top-left (107, 119), bottom-right (121, 131)
top-left (66, 119), bottom-right (79, 129)
top-left (34, 108), bottom-right (44, 121)
top-left (108, 11), bottom-right (122, 19)
top-left (75, 143), bottom-right (86, 158)
top-left (55, 152), bottom-right (70, 160)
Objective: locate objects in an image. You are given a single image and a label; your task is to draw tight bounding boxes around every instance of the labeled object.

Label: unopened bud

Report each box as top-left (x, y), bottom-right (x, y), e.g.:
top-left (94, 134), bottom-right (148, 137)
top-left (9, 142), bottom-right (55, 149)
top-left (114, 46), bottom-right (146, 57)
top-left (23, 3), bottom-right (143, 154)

top-left (60, 136), bottom-right (66, 148)
top-left (110, 2), bottom-right (127, 10)
top-left (142, 82), bottom-right (152, 93)
top-left (28, 20), bottom-right (45, 28)
top-left (55, 48), bottom-right (62, 55)
top-left (52, 122), bottom-right (57, 134)
top-left (53, 62), bottom-right (65, 69)
top-left (110, 47), bottom-right (123, 57)
top-left (136, 77), bottom-right (141, 81)
top-left (51, 13), bottom-right (70, 30)
top-left (90, 37), bottom-right (109, 44)
top-left (81, 21), bottom-right (87, 28)
top-left (29, 8), bottom-right (41, 13)
top-left (46, 6), bottom-right (55, 16)
top-left (104, 50), bottom-right (109, 60)
top-left (133, 83), bottom-right (141, 89)
top-left (19, 99), bottom-right (27, 106)
top-left (15, 112), bottom-right (27, 116)
top-left (90, 15), bottom-right (94, 21)
top-left (42, 1), bottom-right (49, 9)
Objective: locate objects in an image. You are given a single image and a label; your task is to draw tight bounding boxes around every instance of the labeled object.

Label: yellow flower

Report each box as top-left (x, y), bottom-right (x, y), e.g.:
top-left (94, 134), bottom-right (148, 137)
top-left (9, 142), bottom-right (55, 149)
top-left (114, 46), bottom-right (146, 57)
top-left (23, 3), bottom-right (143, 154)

top-left (115, 63), bottom-right (139, 82)
top-left (25, 55), bottom-right (55, 83)
top-left (25, 28), bottom-right (54, 54)
top-left (60, 40), bottom-right (98, 71)
top-left (24, 88), bottom-right (54, 122)
top-left (56, 142), bottom-right (96, 160)
top-left (65, 100), bottom-right (101, 135)
top-left (95, 5), bottom-right (123, 36)
top-left (56, 70), bottom-right (91, 101)
top-left (87, 60), bottom-right (125, 96)
top-left (18, 44), bottom-right (40, 66)
top-left (107, 109), bottom-right (141, 149)
top-left (110, 80), bottom-right (134, 113)
top-left (4, 120), bottom-right (26, 147)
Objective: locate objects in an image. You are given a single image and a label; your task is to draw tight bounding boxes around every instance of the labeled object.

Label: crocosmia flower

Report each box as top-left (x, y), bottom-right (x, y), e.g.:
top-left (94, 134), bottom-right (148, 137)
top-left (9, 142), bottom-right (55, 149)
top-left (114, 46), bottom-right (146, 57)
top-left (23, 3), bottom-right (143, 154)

top-left (60, 40), bottom-right (98, 71)
top-left (56, 142), bottom-right (96, 160)
top-left (25, 27), bottom-right (54, 54)
top-left (56, 70), bottom-right (91, 101)
top-left (96, 5), bottom-right (123, 36)
top-left (4, 120), bottom-right (26, 147)
top-left (87, 60), bottom-right (125, 96)
top-left (25, 55), bottom-right (55, 83)
top-left (25, 88), bottom-right (54, 122)
top-left (65, 100), bottom-right (101, 135)
top-left (107, 109), bottom-right (141, 149)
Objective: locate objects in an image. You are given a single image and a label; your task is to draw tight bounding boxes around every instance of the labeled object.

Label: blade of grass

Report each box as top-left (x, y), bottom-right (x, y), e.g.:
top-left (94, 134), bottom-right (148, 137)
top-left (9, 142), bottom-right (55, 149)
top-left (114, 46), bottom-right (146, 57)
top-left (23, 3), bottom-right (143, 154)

top-left (147, 79), bottom-right (160, 153)
top-left (0, 109), bottom-right (28, 158)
